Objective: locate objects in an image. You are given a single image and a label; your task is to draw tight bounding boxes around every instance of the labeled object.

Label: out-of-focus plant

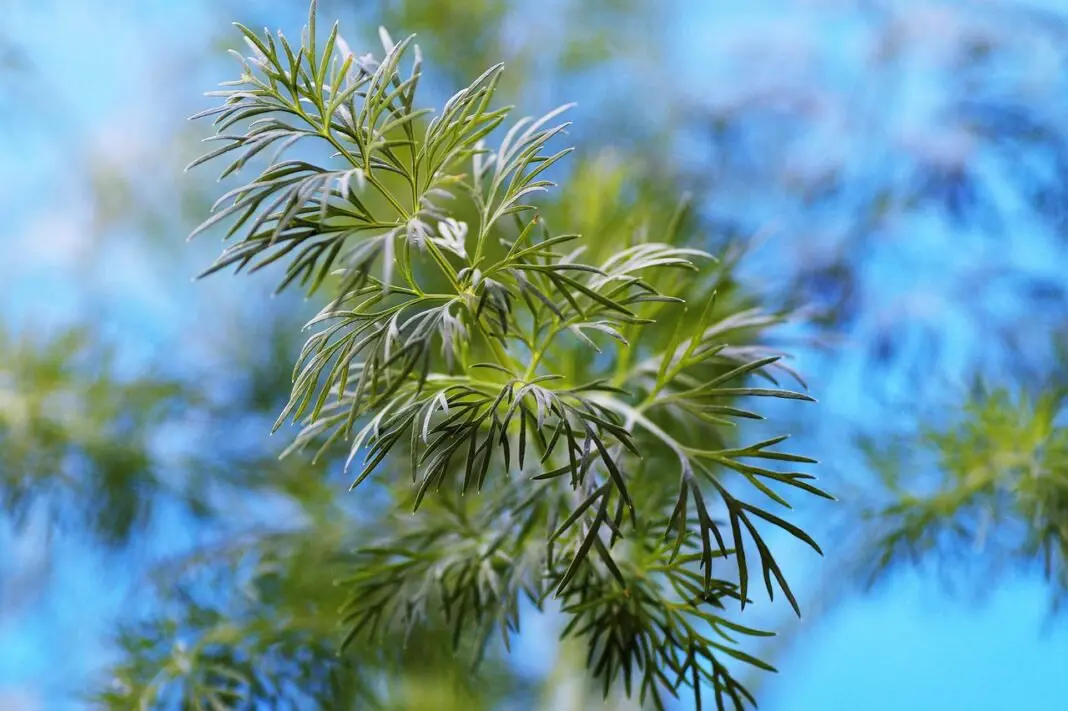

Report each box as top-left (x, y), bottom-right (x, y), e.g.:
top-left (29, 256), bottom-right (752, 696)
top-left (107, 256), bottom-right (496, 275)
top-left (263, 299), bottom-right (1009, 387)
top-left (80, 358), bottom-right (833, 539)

top-left (686, 1), bottom-right (1068, 380)
top-left (852, 383), bottom-right (1068, 610)
top-left (96, 517), bottom-right (535, 710)
top-left (0, 326), bottom-right (199, 546)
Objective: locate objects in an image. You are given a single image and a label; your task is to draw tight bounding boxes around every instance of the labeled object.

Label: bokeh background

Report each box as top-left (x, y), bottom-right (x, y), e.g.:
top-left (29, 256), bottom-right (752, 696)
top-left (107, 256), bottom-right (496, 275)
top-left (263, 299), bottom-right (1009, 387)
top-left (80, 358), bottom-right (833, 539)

top-left (3, 0), bottom-right (1068, 708)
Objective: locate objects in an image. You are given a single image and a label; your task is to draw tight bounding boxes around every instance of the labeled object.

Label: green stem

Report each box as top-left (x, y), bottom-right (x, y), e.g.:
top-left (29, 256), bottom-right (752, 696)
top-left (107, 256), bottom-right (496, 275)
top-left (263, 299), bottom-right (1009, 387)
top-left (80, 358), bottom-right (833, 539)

top-left (471, 205), bottom-right (493, 267)
top-left (523, 350), bottom-right (545, 381)
top-left (296, 100), bottom-right (409, 220)
top-left (422, 239), bottom-right (462, 292)
top-left (363, 171), bottom-right (409, 218)
top-left (481, 322), bottom-right (518, 373)
top-left (523, 315), bottom-right (582, 380)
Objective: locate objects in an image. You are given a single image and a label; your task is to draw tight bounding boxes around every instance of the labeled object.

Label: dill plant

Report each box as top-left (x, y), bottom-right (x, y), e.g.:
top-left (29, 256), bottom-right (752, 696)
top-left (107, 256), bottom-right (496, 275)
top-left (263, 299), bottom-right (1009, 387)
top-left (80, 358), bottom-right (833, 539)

top-left (176, 3), bottom-right (831, 707)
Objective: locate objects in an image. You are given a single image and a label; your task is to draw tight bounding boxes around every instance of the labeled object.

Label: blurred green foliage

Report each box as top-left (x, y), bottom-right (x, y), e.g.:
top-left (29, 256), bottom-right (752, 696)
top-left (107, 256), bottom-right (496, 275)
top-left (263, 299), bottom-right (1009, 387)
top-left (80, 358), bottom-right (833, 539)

top-left (0, 327), bottom-right (195, 546)
top-left (855, 384), bottom-right (1068, 609)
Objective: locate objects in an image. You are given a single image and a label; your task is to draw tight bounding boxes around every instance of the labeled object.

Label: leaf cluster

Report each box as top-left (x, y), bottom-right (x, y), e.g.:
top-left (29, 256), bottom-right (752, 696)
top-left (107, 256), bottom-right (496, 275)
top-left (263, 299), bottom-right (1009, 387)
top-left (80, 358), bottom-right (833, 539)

top-left (176, 3), bottom-right (831, 708)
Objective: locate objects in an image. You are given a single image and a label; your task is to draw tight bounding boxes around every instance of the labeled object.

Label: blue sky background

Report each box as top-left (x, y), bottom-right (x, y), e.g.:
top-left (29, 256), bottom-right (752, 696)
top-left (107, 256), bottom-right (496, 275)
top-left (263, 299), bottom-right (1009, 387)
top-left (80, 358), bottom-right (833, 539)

top-left (3, 0), bottom-right (1068, 709)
